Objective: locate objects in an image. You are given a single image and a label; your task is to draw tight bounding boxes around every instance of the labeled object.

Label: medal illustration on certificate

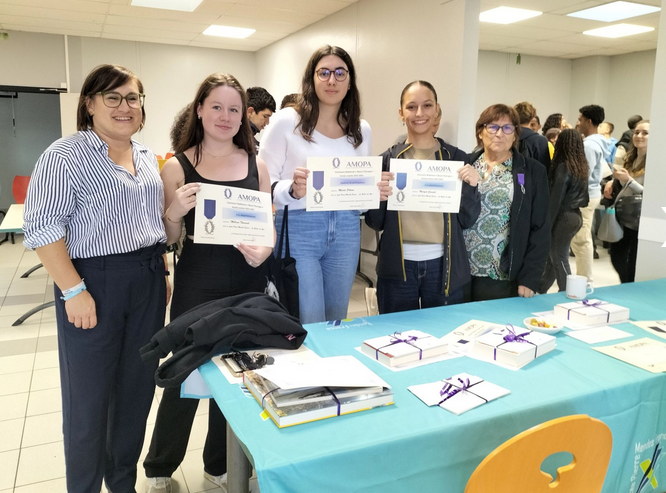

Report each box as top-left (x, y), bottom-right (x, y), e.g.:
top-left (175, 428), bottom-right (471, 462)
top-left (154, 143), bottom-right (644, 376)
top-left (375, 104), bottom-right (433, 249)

top-left (313, 171), bottom-right (324, 204)
top-left (396, 172), bottom-right (407, 203)
top-left (203, 199), bottom-right (216, 234)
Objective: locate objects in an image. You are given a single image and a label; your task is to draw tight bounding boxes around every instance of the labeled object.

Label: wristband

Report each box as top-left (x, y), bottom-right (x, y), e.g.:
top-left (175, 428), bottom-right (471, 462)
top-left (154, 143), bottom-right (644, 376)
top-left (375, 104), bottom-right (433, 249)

top-left (61, 279), bottom-right (85, 296)
top-left (61, 286), bottom-right (87, 301)
top-left (164, 270), bottom-right (171, 276)
top-left (288, 185), bottom-right (296, 199)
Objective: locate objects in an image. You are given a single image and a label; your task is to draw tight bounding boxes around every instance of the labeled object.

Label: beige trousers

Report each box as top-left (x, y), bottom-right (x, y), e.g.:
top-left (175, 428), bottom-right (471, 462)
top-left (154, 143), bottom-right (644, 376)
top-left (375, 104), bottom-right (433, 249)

top-left (570, 196), bottom-right (601, 282)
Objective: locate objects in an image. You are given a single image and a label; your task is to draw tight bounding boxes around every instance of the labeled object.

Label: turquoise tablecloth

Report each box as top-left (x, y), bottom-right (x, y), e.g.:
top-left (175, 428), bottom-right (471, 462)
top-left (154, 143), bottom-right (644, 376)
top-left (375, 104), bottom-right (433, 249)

top-left (200, 279), bottom-right (666, 493)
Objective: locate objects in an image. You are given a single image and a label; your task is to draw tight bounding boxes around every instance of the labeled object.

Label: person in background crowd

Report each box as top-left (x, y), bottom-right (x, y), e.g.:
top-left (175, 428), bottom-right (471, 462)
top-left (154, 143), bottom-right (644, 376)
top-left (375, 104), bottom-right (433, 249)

top-left (144, 74), bottom-right (273, 493)
top-left (545, 127), bottom-right (561, 159)
top-left (23, 64), bottom-right (169, 493)
top-left (615, 114), bottom-right (643, 158)
top-left (259, 45), bottom-right (379, 323)
top-left (542, 113), bottom-right (568, 160)
top-left (365, 80), bottom-right (480, 313)
top-left (572, 104), bottom-right (608, 284)
top-left (169, 103), bottom-right (192, 153)
top-left (514, 101), bottom-right (550, 169)
top-left (538, 129), bottom-right (589, 293)
top-left (599, 121), bottom-right (618, 165)
top-left (464, 104), bottom-right (550, 301)
top-left (246, 86), bottom-right (276, 152)
top-left (529, 114), bottom-right (541, 133)
top-left (605, 120), bottom-right (649, 283)
top-left (280, 92), bottom-right (300, 109)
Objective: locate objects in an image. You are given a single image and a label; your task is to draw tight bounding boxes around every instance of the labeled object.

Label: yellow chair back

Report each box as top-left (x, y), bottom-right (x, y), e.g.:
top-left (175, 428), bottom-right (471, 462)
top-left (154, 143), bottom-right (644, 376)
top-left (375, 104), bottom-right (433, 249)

top-left (465, 415), bottom-right (612, 493)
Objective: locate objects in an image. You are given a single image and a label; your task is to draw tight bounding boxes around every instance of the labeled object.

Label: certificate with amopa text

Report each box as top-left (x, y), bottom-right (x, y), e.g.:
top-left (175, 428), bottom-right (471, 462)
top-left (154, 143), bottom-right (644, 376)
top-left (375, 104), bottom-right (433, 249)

top-left (306, 156), bottom-right (382, 211)
top-left (387, 159), bottom-right (463, 213)
top-left (194, 183), bottom-right (274, 247)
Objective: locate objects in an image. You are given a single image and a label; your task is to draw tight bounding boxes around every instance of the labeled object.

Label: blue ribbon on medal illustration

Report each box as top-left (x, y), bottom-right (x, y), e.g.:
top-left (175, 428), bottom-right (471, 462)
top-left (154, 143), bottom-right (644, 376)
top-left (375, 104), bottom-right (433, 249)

top-left (204, 199), bottom-right (216, 234)
top-left (396, 172), bottom-right (408, 203)
top-left (313, 170), bottom-right (325, 204)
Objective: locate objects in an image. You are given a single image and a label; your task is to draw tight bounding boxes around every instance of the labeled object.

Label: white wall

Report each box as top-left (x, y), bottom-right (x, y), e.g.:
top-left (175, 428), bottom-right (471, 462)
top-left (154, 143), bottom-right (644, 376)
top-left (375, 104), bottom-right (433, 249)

top-left (256, 0), bottom-right (480, 154)
top-left (475, 51), bottom-right (573, 134)
top-left (1, 31), bottom-right (256, 155)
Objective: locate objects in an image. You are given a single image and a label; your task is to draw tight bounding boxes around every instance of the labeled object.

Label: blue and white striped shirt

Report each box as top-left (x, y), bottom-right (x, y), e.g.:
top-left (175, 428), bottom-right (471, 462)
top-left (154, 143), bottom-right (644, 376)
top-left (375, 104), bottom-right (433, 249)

top-left (23, 129), bottom-right (167, 259)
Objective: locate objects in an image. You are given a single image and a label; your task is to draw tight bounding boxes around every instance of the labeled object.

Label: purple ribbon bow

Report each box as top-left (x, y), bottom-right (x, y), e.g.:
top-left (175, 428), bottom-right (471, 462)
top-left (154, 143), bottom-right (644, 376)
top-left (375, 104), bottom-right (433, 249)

top-left (582, 300), bottom-right (602, 307)
top-left (375, 332), bottom-right (422, 360)
top-left (438, 377), bottom-right (470, 405)
top-left (494, 324), bottom-right (537, 361)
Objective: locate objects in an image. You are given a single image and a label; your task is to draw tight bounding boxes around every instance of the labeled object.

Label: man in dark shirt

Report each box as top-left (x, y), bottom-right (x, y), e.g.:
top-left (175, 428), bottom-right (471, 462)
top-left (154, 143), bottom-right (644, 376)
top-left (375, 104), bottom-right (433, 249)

top-left (514, 101), bottom-right (551, 169)
top-left (246, 87), bottom-right (276, 152)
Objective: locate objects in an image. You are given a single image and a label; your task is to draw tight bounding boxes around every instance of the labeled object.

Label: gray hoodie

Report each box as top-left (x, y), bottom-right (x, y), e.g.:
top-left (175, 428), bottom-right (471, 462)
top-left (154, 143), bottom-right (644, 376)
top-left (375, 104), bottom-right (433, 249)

top-left (583, 133), bottom-right (611, 199)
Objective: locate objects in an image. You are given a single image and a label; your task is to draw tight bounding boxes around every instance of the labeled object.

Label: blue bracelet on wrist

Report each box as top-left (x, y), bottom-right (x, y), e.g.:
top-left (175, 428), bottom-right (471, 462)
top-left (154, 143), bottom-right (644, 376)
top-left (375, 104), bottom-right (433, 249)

top-left (61, 286), bottom-right (87, 301)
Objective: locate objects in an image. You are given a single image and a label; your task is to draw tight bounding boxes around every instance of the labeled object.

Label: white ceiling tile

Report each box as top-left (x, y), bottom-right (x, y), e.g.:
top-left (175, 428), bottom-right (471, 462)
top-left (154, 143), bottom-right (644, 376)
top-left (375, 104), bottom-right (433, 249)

top-left (190, 32), bottom-right (268, 46)
top-left (0, 0), bottom-right (109, 13)
top-left (240, 0), bottom-right (352, 16)
top-left (100, 32), bottom-right (191, 45)
top-left (525, 39), bottom-right (599, 53)
top-left (206, 15), bottom-right (303, 34)
top-left (102, 23), bottom-right (198, 40)
top-left (187, 40), bottom-right (258, 51)
top-left (107, 4), bottom-right (222, 23)
top-left (2, 23), bottom-right (102, 37)
top-left (0, 14), bottom-right (102, 32)
top-left (223, 4), bottom-right (325, 25)
top-left (479, 32), bottom-right (533, 48)
top-left (104, 14), bottom-right (208, 32)
top-left (0, 5), bottom-right (105, 23)
top-left (481, 25), bottom-right (577, 40)
top-left (192, 0), bottom-right (243, 15)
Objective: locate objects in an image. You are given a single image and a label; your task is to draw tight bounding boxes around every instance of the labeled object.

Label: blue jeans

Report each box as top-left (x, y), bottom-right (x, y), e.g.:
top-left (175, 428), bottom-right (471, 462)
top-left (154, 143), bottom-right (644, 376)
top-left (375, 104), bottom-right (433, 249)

top-left (377, 257), bottom-right (465, 314)
top-left (275, 209), bottom-right (360, 323)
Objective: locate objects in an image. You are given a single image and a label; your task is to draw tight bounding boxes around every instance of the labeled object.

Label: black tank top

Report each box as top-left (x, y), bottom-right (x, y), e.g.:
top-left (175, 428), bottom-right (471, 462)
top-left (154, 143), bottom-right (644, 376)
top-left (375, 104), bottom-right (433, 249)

top-left (175, 152), bottom-right (260, 237)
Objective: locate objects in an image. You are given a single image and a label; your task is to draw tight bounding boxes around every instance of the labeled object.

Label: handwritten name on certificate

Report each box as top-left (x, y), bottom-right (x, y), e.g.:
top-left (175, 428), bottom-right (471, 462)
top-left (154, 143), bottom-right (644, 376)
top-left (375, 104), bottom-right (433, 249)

top-left (194, 183), bottom-right (274, 247)
top-left (387, 159), bottom-right (464, 213)
top-left (306, 156), bottom-right (382, 211)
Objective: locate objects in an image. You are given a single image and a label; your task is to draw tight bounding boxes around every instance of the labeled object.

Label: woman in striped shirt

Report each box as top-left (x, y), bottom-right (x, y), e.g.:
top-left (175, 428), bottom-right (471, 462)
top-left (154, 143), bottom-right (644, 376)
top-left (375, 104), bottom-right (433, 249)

top-left (23, 64), bottom-right (169, 493)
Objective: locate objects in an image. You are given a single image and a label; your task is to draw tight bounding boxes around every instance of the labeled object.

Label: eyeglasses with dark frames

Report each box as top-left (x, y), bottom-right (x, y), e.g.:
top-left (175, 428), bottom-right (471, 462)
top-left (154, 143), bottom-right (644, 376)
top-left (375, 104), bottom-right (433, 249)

top-left (316, 67), bottom-right (349, 82)
top-left (95, 91), bottom-right (145, 109)
top-left (484, 123), bottom-right (516, 135)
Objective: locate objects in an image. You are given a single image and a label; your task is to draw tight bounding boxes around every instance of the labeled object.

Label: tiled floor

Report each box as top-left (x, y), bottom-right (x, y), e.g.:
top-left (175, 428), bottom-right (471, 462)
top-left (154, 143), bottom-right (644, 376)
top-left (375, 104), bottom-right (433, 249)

top-left (0, 238), bottom-right (619, 492)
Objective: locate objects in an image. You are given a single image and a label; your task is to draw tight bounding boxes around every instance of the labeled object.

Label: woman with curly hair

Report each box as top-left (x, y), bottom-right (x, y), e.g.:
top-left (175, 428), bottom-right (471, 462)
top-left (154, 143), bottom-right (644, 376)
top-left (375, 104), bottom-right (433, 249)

top-left (538, 129), bottom-right (589, 293)
top-left (542, 113), bottom-right (568, 160)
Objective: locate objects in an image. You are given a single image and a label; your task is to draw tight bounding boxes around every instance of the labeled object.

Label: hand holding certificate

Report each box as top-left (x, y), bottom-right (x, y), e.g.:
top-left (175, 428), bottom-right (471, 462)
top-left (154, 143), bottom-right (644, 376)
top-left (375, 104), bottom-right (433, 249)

top-left (387, 159), bottom-right (464, 213)
top-left (194, 183), bottom-right (274, 247)
top-left (306, 156), bottom-right (382, 211)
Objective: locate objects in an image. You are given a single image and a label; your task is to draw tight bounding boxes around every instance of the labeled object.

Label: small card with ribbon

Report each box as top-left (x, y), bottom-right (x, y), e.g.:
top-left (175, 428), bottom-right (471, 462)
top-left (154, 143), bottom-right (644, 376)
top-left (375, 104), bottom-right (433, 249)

top-left (361, 330), bottom-right (448, 367)
top-left (554, 299), bottom-right (630, 328)
top-left (472, 325), bottom-right (556, 368)
top-left (408, 372), bottom-right (510, 415)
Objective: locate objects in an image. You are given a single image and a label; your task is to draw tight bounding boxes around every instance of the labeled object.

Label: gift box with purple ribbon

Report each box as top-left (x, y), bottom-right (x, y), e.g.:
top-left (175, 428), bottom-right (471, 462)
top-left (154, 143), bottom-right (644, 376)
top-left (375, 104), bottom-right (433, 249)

top-left (554, 299), bottom-right (630, 327)
top-left (472, 325), bottom-right (556, 367)
top-left (361, 330), bottom-right (448, 367)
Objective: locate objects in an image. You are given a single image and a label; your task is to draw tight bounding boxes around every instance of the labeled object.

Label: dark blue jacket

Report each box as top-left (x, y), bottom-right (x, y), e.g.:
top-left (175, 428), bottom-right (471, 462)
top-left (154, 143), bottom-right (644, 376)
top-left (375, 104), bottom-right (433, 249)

top-left (365, 138), bottom-right (480, 296)
top-left (467, 149), bottom-right (551, 291)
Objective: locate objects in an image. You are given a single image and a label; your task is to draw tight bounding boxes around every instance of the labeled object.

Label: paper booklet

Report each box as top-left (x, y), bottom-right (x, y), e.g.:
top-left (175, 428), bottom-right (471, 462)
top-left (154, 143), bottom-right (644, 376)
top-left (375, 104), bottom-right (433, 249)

top-left (593, 337), bottom-right (666, 373)
top-left (408, 372), bottom-right (510, 415)
top-left (631, 321), bottom-right (666, 341)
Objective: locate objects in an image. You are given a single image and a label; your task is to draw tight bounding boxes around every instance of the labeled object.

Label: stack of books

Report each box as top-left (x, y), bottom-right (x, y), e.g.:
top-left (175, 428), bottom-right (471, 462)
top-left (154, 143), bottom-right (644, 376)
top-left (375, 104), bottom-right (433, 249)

top-left (243, 355), bottom-right (394, 428)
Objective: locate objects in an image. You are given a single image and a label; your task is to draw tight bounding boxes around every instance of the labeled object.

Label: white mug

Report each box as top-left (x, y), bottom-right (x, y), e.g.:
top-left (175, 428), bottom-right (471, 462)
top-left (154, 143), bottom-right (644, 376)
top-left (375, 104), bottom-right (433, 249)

top-left (566, 275), bottom-right (594, 300)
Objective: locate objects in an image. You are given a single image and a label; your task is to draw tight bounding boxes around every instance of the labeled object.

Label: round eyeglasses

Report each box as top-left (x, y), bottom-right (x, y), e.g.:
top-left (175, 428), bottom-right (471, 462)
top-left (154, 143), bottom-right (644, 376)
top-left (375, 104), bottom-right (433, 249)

top-left (95, 91), bottom-right (145, 109)
top-left (484, 123), bottom-right (516, 135)
top-left (316, 68), bottom-right (349, 82)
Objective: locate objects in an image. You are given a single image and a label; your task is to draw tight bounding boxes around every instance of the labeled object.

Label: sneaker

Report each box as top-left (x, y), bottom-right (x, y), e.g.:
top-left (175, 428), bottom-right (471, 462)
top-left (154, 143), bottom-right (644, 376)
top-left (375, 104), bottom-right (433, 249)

top-left (204, 472), bottom-right (228, 491)
top-left (146, 477), bottom-right (172, 493)
top-left (593, 250), bottom-right (600, 259)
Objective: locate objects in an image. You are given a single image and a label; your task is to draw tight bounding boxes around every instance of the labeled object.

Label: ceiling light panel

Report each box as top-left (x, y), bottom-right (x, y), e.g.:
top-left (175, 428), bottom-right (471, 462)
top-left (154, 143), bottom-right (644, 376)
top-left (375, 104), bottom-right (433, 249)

top-left (568, 1), bottom-right (660, 23)
top-left (203, 25), bottom-right (256, 39)
top-left (479, 7), bottom-right (542, 25)
top-left (583, 23), bottom-right (654, 37)
top-left (131, 0), bottom-right (204, 13)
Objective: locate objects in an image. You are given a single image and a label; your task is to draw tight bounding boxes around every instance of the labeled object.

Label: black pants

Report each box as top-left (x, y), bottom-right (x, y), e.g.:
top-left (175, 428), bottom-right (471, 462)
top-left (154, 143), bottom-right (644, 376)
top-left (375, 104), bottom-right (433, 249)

top-left (144, 239), bottom-right (266, 479)
top-left (467, 276), bottom-right (518, 302)
top-left (610, 227), bottom-right (639, 283)
top-left (55, 245), bottom-right (166, 493)
top-left (539, 209), bottom-right (582, 293)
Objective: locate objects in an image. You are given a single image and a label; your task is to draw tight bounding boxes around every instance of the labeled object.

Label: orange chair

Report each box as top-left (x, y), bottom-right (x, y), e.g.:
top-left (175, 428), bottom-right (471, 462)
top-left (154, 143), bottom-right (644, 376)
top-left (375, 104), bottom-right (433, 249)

top-left (465, 415), bottom-right (612, 493)
top-left (12, 175), bottom-right (31, 204)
